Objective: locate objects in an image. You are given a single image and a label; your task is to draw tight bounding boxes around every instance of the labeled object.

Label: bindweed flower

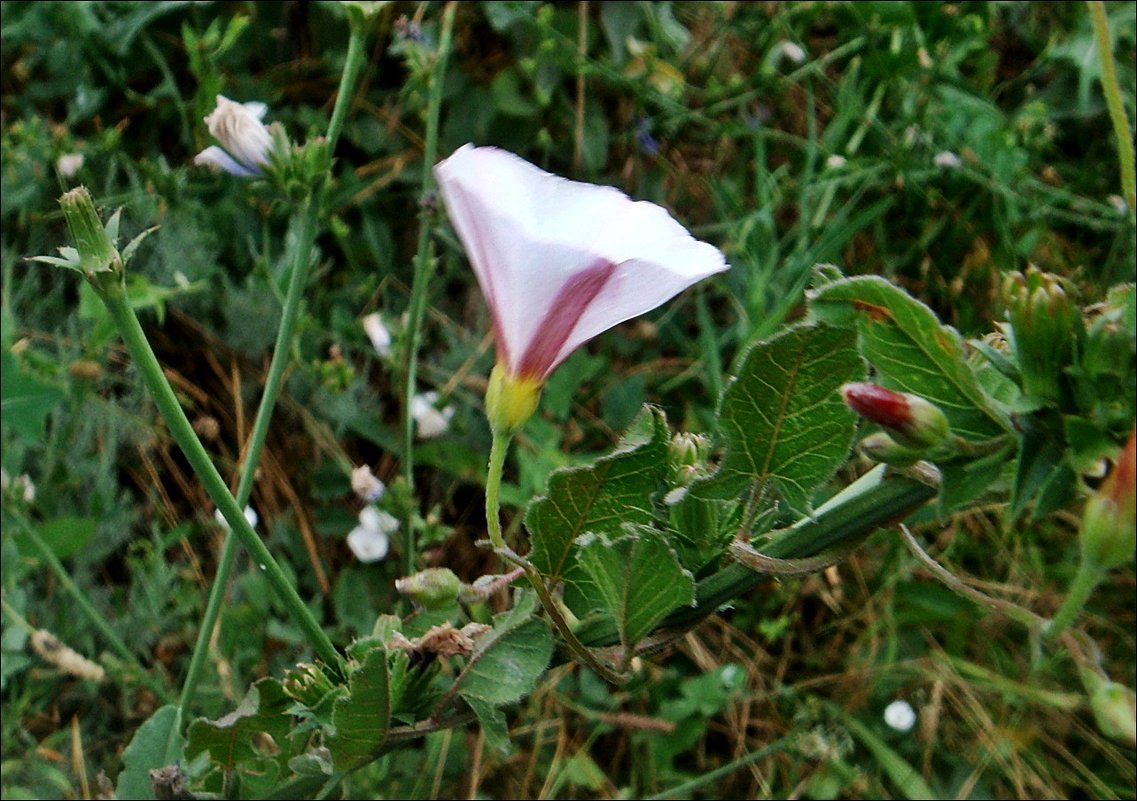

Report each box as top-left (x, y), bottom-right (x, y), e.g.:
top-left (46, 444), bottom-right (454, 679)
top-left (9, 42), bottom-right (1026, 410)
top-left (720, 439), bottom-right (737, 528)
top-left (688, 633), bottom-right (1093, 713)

top-left (841, 383), bottom-right (950, 451)
top-left (347, 506), bottom-right (398, 563)
top-left (194, 95), bottom-right (275, 177)
top-left (434, 144), bottom-right (728, 433)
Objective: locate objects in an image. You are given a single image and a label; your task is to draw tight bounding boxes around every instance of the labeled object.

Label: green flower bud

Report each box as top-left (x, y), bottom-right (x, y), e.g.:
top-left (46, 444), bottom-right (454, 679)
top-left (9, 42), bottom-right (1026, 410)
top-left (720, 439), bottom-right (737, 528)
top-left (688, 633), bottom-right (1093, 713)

top-left (1081, 429), bottom-right (1136, 571)
top-left (59, 187), bottom-right (120, 277)
top-left (395, 567), bottom-right (462, 608)
top-left (857, 432), bottom-right (924, 467)
top-left (282, 662), bottom-right (337, 707)
top-left (1003, 266), bottom-right (1080, 403)
top-left (668, 432), bottom-right (712, 484)
top-left (1079, 667), bottom-right (1137, 748)
top-left (840, 383), bottom-right (950, 450)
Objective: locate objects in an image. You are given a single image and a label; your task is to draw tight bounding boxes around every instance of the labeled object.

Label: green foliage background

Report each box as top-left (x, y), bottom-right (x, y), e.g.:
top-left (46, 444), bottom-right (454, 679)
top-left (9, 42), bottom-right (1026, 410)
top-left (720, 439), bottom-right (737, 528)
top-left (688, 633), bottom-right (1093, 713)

top-left (2, 1), bottom-right (1134, 798)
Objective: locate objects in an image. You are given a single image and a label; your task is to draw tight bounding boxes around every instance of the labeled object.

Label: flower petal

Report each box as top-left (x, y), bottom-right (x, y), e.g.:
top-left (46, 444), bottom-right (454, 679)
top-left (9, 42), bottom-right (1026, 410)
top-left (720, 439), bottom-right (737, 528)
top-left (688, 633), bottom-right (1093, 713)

top-left (204, 95), bottom-right (273, 172)
top-left (434, 144), bottom-right (728, 378)
top-left (347, 525), bottom-right (389, 562)
top-left (193, 145), bottom-right (261, 177)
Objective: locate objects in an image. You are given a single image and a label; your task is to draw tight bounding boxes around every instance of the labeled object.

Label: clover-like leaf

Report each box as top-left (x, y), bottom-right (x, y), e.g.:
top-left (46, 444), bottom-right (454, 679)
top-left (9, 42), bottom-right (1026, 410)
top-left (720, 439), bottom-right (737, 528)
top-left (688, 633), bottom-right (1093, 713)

top-left (698, 323), bottom-right (863, 511)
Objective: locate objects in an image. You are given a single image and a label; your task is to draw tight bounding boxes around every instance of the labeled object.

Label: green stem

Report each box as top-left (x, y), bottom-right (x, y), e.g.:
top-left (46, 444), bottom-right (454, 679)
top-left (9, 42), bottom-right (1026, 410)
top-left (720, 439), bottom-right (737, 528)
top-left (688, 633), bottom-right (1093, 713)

top-left (93, 274), bottom-right (342, 672)
top-left (1045, 557), bottom-right (1103, 641)
top-left (485, 431), bottom-right (626, 683)
top-left (172, 196), bottom-right (324, 746)
top-left (9, 510), bottom-right (171, 701)
top-left (484, 430), bottom-right (510, 551)
top-left (326, 26), bottom-right (368, 153)
top-left (1088, 1), bottom-right (1137, 215)
top-left (401, 1), bottom-right (457, 579)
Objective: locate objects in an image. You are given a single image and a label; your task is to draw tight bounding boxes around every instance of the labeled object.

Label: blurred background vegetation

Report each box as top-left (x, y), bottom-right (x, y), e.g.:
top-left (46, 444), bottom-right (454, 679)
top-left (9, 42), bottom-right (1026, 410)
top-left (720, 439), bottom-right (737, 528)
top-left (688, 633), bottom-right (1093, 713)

top-left (2, 1), bottom-right (1134, 798)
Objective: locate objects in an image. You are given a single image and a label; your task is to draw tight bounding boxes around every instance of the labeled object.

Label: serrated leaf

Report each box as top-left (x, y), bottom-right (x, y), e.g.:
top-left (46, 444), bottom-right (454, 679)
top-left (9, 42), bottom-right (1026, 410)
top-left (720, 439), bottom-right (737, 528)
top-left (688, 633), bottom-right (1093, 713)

top-left (575, 524), bottom-right (695, 649)
top-left (526, 406), bottom-right (670, 583)
top-left (465, 697), bottom-right (513, 755)
top-left (456, 593), bottom-right (553, 706)
top-left (187, 678), bottom-right (292, 771)
top-left (327, 647), bottom-right (392, 771)
top-left (698, 323), bottom-right (863, 511)
top-left (809, 276), bottom-right (1009, 442)
top-left (116, 705), bottom-right (183, 801)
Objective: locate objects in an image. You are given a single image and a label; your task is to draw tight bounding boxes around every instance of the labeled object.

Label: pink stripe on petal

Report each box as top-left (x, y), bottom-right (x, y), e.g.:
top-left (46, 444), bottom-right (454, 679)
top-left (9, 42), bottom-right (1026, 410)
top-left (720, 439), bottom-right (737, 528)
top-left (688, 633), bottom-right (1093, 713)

top-left (516, 258), bottom-right (616, 380)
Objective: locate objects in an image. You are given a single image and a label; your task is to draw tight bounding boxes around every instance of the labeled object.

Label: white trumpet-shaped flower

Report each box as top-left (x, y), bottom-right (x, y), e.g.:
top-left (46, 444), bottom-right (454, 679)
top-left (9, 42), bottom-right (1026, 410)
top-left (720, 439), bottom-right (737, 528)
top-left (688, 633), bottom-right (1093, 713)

top-left (193, 95), bottom-right (274, 177)
top-left (433, 144), bottom-right (728, 431)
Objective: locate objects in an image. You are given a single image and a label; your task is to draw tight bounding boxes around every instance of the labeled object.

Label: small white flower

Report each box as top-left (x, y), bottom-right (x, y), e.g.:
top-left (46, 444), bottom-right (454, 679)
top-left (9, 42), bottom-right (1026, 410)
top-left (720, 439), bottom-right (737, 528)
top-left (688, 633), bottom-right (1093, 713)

top-left (214, 506), bottom-right (259, 530)
top-left (883, 699), bottom-right (917, 732)
top-left (411, 391), bottom-right (455, 439)
top-left (351, 465), bottom-right (386, 503)
top-left (933, 150), bottom-right (962, 170)
top-left (825, 154), bottom-right (847, 170)
top-left (56, 153), bottom-right (84, 178)
top-left (772, 40), bottom-right (807, 66)
top-left (1108, 194), bottom-right (1128, 215)
top-left (362, 313), bottom-right (393, 358)
top-left (347, 506), bottom-right (399, 563)
top-left (194, 95), bottom-right (274, 177)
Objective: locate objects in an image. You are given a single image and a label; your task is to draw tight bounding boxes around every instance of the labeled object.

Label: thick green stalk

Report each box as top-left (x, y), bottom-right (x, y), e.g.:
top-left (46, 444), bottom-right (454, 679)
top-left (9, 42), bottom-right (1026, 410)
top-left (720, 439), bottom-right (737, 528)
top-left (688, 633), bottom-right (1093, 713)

top-left (93, 274), bottom-right (342, 672)
top-left (10, 510), bottom-right (169, 700)
top-left (1088, 1), bottom-right (1136, 214)
top-left (401, 1), bottom-right (457, 578)
top-left (575, 464), bottom-right (939, 649)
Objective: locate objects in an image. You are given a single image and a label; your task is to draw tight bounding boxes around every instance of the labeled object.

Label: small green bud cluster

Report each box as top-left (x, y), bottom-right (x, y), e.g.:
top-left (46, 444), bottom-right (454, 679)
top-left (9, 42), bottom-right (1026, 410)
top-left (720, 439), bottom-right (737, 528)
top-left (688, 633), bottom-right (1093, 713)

top-left (1002, 266), bottom-right (1081, 403)
top-left (668, 432), bottom-right (712, 485)
top-left (282, 662), bottom-right (337, 708)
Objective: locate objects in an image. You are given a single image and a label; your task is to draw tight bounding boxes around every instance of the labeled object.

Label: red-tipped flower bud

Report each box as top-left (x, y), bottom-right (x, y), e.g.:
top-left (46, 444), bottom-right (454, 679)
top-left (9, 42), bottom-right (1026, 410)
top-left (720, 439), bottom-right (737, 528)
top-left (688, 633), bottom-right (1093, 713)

top-left (841, 383), bottom-right (950, 450)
